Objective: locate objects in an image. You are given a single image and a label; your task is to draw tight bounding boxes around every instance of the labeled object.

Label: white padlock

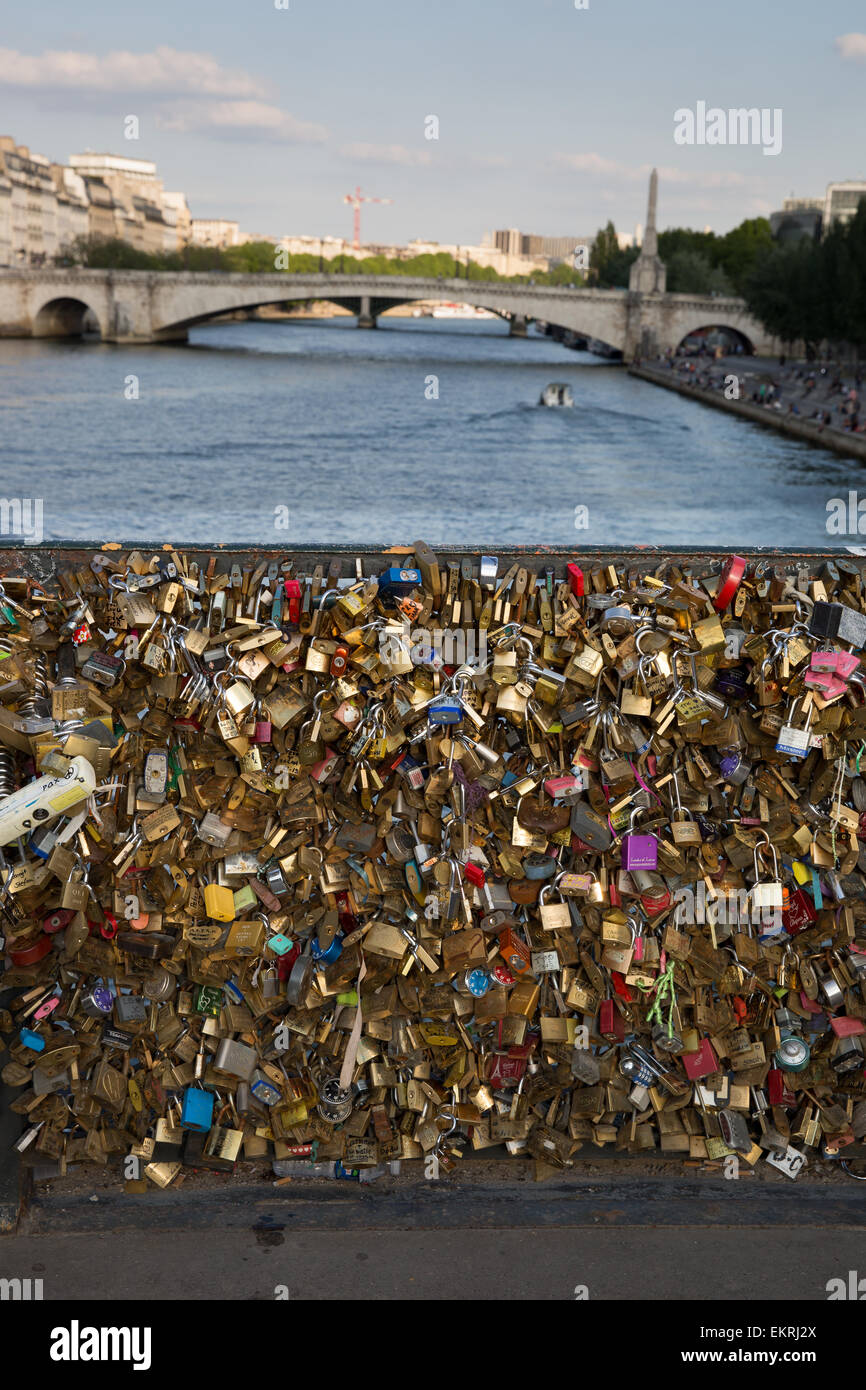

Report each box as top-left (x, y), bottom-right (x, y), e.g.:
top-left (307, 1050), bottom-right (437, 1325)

top-left (0, 756), bottom-right (96, 847)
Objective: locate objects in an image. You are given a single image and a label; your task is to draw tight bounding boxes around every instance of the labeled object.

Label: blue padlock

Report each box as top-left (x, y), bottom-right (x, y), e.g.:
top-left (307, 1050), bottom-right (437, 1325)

top-left (428, 693), bottom-right (463, 726)
top-left (251, 1070), bottom-right (282, 1106)
top-left (19, 1028), bottom-right (45, 1052)
top-left (311, 934), bottom-right (343, 964)
top-left (377, 567), bottom-right (422, 599)
top-left (181, 1087), bottom-right (215, 1132)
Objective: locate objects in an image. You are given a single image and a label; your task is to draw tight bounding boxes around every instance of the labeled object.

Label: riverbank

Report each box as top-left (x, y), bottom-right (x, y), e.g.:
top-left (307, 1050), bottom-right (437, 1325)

top-left (630, 361), bottom-right (866, 463)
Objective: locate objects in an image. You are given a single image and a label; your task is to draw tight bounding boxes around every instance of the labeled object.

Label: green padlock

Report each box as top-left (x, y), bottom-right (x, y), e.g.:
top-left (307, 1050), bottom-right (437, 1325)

top-left (193, 984), bottom-right (223, 1018)
top-left (233, 884), bottom-right (257, 915)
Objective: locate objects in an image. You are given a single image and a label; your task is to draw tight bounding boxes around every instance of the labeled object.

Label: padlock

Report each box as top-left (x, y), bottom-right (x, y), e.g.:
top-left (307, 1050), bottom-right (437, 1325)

top-left (751, 838), bottom-right (783, 913)
top-left (538, 882), bottom-right (571, 932)
top-left (622, 806), bottom-right (658, 872)
top-left (203, 872), bottom-right (235, 923)
top-left (775, 697), bottom-right (814, 760)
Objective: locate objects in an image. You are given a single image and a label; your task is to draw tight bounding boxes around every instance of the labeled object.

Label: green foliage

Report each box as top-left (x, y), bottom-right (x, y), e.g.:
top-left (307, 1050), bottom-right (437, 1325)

top-left (656, 218), bottom-right (772, 295)
top-left (744, 200), bottom-right (866, 352)
top-left (665, 249), bottom-right (732, 295)
top-left (587, 221), bottom-right (638, 288)
top-left (57, 236), bottom-right (588, 287)
top-left (222, 240), bottom-right (280, 273)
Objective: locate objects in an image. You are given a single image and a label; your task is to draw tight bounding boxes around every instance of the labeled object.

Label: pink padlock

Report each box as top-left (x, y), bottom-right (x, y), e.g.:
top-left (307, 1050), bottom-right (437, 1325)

top-left (831, 1016), bottom-right (865, 1038)
top-left (804, 672), bottom-right (848, 701)
top-left (810, 650), bottom-right (860, 678)
top-left (544, 773), bottom-right (584, 798)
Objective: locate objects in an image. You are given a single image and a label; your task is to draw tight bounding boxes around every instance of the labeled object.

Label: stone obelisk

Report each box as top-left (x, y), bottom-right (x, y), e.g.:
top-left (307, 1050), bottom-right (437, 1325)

top-left (629, 168), bottom-right (666, 294)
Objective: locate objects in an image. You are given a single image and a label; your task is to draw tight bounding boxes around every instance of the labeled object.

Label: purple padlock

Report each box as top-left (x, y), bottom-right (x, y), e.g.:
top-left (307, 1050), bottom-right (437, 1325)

top-left (81, 984), bottom-right (113, 1018)
top-left (622, 807), bottom-right (658, 872)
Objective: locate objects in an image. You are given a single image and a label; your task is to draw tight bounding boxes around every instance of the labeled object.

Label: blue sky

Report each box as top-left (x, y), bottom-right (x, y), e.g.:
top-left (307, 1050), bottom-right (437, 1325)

top-left (1, 0), bottom-right (864, 244)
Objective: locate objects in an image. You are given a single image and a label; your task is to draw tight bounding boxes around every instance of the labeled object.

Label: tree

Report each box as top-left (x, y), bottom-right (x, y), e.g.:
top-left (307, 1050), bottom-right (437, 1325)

top-left (666, 250), bottom-right (716, 294)
top-left (715, 218), bottom-right (774, 294)
top-left (222, 240), bottom-right (279, 273)
top-left (589, 221), bottom-right (619, 285)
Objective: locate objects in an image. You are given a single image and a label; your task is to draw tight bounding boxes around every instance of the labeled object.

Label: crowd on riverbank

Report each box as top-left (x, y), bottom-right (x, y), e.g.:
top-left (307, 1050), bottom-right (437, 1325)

top-left (654, 350), bottom-right (865, 438)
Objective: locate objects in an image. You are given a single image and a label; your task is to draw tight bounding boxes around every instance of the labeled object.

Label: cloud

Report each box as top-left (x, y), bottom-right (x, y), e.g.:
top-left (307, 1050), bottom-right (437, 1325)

top-left (835, 33), bottom-right (866, 60)
top-left (548, 152), bottom-right (623, 175)
top-left (157, 101), bottom-right (326, 144)
top-left (651, 165), bottom-right (756, 189)
top-left (471, 154), bottom-right (512, 170)
top-left (0, 45), bottom-right (263, 96)
top-left (339, 142), bottom-right (433, 167)
top-left (549, 152), bottom-right (761, 191)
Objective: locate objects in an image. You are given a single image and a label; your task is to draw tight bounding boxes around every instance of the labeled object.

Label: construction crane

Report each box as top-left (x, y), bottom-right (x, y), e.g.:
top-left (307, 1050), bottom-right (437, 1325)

top-left (343, 186), bottom-right (393, 251)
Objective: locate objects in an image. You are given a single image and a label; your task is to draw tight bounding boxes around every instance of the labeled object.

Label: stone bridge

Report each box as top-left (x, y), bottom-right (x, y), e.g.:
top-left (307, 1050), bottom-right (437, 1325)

top-left (0, 269), bottom-right (778, 358)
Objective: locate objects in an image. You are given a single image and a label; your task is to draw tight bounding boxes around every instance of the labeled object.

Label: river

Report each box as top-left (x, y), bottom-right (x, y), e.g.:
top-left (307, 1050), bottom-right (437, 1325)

top-left (0, 315), bottom-right (860, 547)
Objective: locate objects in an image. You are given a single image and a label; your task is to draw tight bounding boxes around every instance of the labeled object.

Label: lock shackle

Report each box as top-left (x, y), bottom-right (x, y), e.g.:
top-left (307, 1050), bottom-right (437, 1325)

top-left (635, 649), bottom-right (658, 686)
top-left (672, 647), bottom-right (700, 693)
top-left (627, 803), bottom-right (648, 832)
top-left (669, 764), bottom-right (684, 817)
top-left (489, 622), bottom-right (522, 649)
top-left (753, 834), bottom-right (779, 880)
top-left (313, 587), bottom-right (341, 611)
top-left (633, 626), bottom-right (657, 659)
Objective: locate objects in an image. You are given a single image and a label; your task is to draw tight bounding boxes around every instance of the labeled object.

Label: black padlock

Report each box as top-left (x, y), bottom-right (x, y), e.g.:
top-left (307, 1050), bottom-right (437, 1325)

top-left (808, 601), bottom-right (842, 640)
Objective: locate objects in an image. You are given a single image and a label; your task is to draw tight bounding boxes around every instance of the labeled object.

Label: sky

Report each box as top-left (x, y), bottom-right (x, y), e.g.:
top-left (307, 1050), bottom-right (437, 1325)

top-left (1, 0), bottom-right (865, 245)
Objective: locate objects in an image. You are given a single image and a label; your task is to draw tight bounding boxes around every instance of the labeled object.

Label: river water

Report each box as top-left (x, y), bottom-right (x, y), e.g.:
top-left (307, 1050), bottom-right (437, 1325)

top-left (0, 316), bottom-right (860, 547)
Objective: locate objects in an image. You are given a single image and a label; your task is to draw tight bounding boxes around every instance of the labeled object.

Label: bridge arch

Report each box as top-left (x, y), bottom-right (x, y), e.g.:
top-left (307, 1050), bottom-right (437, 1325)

top-left (32, 296), bottom-right (102, 338)
top-left (159, 290), bottom-right (522, 336)
top-left (673, 321), bottom-right (755, 356)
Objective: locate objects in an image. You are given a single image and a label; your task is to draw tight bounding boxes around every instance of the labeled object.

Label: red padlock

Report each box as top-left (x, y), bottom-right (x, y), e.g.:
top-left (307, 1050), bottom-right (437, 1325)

top-left (284, 579), bottom-right (301, 626)
top-left (278, 942), bottom-right (302, 979)
top-left (463, 862), bottom-right (486, 889)
top-left (599, 998), bottom-right (625, 1042)
top-left (767, 1067), bottom-right (796, 1107)
top-left (640, 886), bottom-right (672, 917)
top-left (783, 887), bottom-right (817, 935)
top-left (681, 1037), bottom-right (718, 1080)
top-left (8, 935), bottom-right (52, 967)
top-left (330, 645), bottom-right (349, 678)
top-left (100, 911), bottom-right (119, 940)
top-left (43, 908), bottom-right (75, 935)
top-left (567, 562), bottom-right (585, 598)
top-left (713, 554), bottom-right (747, 613)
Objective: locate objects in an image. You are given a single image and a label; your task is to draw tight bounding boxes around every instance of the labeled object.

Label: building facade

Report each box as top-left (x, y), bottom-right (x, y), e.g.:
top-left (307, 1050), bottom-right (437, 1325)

top-left (0, 138), bottom-right (58, 265)
top-left (823, 182), bottom-right (866, 233)
top-left (190, 219), bottom-right (240, 249)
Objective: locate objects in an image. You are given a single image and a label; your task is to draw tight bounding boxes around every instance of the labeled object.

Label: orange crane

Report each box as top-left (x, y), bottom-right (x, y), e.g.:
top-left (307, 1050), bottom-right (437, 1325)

top-left (343, 186), bottom-right (393, 251)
